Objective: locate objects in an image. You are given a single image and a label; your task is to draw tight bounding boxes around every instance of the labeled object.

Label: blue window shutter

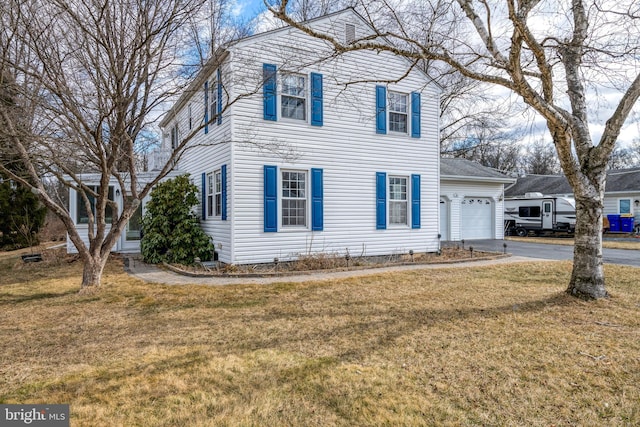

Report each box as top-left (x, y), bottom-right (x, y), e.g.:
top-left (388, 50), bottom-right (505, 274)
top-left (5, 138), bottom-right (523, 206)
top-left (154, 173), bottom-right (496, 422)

top-left (310, 72), bottom-right (323, 126)
top-left (376, 172), bottom-right (387, 230)
top-left (411, 92), bottom-right (421, 138)
top-left (217, 69), bottom-right (223, 125)
top-left (411, 174), bottom-right (421, 229)
top-left (376, 85), bottom-right (387, 134)
top-left (311, 168), bottom-right (323, 231)
top-left (263, 64), bottom-right (277, 121)
top-left (221, 164), bottom-right (227, 220)
top-left (204, 81), bottom-right (209, 134)
top-left (264, 165), bottom-right (277, 232)
top-left (201, 172), bottom-right (207, 219)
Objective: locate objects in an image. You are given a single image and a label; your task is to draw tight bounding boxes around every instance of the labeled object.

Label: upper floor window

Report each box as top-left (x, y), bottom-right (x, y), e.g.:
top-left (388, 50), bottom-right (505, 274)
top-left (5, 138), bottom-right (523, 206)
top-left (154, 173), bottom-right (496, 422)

top-left (282, 170), bottom-right (307, 227)
top-left (210, 78), bottom-right (218, 124)
top-left (388, 92), bottom-right (408, 133)
top-left (188, 104), bottom-right (193, 130)
top-left (281, 74), bottom-right (306, 121)
top-left (375, 86), bottom-right (420, 137)
top-left (389, 176), bottom-right (408, 225)
top-left (170, 123), bottom-right (179, 150)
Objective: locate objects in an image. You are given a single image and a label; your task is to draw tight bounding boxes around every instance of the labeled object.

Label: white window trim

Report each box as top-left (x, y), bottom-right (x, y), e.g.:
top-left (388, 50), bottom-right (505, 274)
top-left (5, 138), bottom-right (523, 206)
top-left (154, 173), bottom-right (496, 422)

top-left (170, 123), bottom-right (179, 150)
top-left (280, 169), bottom-right (309, 230)
top-left (214, 170), bottom-right (222, 217)
top-left (618, 198), bottom-right (632, 214)
top-left (280, 73), bottom-right (307, 122)
top-left (210, 77), bottom-right (218, 125)
top-left (388, 175), bottom-right (409, 227)
top-left (206, 172), bottom-right (214, 218)
top-left (388, 91), bottom-right (408, 134)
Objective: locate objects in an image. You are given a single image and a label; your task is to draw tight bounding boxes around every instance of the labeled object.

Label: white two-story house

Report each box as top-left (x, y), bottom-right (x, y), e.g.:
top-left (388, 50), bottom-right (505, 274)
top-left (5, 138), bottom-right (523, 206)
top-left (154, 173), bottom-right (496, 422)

top-left (68, 8), bottom-right (442, 264)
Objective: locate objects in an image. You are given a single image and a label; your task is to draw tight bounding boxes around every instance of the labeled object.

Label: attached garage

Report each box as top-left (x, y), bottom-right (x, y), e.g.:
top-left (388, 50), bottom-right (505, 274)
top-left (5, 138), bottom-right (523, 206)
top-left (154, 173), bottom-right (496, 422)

top-left (439, 158), bottom-right (515, 241)
top-left (461, 197), bottom-right (494, 239)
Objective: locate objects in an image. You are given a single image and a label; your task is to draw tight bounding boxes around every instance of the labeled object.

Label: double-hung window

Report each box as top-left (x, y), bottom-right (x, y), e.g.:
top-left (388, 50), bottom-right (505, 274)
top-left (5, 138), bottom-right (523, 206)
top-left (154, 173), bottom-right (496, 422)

top-left (170, 123), bottom-right (179, 150)
top-left (388, 92), bottom-right (408, 133)
top-left (214, 170), bottom-right (222, 216)
top-left (210, 78), bottom-right (218, 124)
top-left (206, 170), bottom-right (223, 217)
top-left (389, 176), bottom-right (408, 225)
top-left (281, 74), bottom-right (306, 120)
top-left (282, 170), bottom-right (307, 227)
top-left (207, 172), bottom-right (214, 217)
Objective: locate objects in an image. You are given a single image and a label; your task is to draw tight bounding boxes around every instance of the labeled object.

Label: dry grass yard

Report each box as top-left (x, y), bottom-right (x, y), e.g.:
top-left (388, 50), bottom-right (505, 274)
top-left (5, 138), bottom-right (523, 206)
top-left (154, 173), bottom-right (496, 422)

top-left (1, 247), bottom-right (639, 426)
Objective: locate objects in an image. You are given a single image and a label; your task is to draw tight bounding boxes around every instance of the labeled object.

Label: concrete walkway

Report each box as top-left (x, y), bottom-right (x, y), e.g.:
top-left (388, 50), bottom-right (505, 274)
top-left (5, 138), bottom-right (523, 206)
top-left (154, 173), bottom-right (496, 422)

top-left (123, 255), bottom-right (550, 286)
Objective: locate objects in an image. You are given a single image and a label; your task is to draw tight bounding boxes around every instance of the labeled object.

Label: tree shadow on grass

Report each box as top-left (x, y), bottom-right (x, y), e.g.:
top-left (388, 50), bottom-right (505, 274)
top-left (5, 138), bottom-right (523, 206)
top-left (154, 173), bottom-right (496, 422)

top-left (217, 291), bottom-right (581, 363)
top-left (0, 289), bottom-right (78, 305)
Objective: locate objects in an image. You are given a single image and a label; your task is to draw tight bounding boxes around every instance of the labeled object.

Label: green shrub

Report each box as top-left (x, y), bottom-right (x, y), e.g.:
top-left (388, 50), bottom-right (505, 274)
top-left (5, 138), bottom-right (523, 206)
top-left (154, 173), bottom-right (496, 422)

top-left (140, 174), bottom-right (215, 265)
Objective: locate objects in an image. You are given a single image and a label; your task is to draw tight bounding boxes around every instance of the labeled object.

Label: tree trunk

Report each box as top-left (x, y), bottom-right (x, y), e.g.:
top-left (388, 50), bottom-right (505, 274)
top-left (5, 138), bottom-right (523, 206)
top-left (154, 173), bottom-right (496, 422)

top-left (566, 196), bottom-right (608, 299)
top-left (81, 255), bottom-right (107, 289)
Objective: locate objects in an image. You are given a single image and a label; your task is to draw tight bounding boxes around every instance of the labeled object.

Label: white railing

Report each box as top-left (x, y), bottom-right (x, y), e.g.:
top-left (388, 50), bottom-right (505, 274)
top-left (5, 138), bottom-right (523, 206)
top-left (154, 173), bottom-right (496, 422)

top-left (148, 148), bottom-right (172, 171)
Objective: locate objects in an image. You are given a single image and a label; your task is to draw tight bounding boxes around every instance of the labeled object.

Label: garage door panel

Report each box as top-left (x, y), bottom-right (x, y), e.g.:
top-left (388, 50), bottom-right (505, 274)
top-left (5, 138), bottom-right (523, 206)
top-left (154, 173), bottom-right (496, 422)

top-left (461, 197), bottom-right (493, 239)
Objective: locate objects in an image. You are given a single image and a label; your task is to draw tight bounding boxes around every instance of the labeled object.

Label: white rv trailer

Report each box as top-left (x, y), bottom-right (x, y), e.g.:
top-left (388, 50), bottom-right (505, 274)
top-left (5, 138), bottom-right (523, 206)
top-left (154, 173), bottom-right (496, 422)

top-left (504, 193), bottom-right (576, 236)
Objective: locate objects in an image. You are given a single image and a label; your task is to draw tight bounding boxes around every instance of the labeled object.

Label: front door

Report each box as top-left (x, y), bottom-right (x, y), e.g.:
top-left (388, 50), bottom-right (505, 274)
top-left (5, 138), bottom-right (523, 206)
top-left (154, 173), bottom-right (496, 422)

top-left (542, 201), bottom-right (553, 230)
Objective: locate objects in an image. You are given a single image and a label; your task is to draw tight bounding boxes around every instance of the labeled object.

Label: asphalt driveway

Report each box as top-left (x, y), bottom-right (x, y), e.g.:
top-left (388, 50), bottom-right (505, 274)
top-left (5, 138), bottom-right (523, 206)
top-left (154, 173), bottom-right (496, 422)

top-left (464, 239), bottom-right (640, 267)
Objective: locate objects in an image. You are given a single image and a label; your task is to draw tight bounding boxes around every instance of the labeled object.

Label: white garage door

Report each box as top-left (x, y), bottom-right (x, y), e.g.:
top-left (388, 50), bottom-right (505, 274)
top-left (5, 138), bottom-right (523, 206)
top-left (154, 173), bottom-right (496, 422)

top-left (439, 199), bottom-right (449, 240)
top-left (461, 197), bottom-right (493, 239)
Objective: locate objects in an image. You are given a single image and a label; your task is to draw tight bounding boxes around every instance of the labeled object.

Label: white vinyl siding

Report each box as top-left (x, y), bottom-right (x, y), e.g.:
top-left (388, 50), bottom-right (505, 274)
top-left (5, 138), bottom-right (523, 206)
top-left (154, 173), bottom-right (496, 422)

top-left (164, 9), bottom-right (440, 264)
top-left (440, 180), bottom-right (506, 241)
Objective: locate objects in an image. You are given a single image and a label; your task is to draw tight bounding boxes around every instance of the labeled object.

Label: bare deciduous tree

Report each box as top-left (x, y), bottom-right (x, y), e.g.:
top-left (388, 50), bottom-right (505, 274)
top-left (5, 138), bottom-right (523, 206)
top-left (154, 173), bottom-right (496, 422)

top-left (0, 0), bottom-right (240, 289)
top-left (269, 0), bottom-right (640, 299)
top-left (521, 140), bottom-right (561, 175)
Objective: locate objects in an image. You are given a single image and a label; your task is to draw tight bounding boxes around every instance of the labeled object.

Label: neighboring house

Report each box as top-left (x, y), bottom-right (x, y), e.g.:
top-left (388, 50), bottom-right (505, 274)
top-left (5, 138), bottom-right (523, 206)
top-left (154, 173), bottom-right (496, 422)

top-left (68, 9), bottom-right (442, 263)
top-left (504, 168), bottom-right (640, 220)
top-left (439, 159), bottom-right (515, 241)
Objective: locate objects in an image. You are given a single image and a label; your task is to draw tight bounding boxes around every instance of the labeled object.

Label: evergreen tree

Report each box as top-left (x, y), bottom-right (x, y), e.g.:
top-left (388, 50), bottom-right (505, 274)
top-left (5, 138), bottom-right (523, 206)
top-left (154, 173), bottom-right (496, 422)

top-left (141, 175), bottom-right (215, 265)
top-left (0, 71), bottom-right (46, 249)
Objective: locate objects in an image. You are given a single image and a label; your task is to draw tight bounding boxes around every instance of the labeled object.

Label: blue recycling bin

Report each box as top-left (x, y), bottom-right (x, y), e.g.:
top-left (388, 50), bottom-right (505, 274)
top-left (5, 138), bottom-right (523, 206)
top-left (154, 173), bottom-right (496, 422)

top-left (620, 217), bottom-right (634, 232)
top-left (608, 215), bottom-right (621, 232)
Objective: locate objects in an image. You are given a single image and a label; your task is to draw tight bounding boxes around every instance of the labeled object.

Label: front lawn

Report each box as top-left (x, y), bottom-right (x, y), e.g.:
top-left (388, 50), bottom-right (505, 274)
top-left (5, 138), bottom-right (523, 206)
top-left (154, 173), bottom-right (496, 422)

top-left (1, 251), bottom-right (639, 426)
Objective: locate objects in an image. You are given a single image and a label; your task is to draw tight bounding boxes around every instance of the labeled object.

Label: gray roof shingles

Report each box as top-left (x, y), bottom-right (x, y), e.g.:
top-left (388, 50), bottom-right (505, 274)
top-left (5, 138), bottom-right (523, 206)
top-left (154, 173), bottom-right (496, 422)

top-left (440, 158), bottom-right (514, 180)
top-left (505, 167), bottom-right (640, 197)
